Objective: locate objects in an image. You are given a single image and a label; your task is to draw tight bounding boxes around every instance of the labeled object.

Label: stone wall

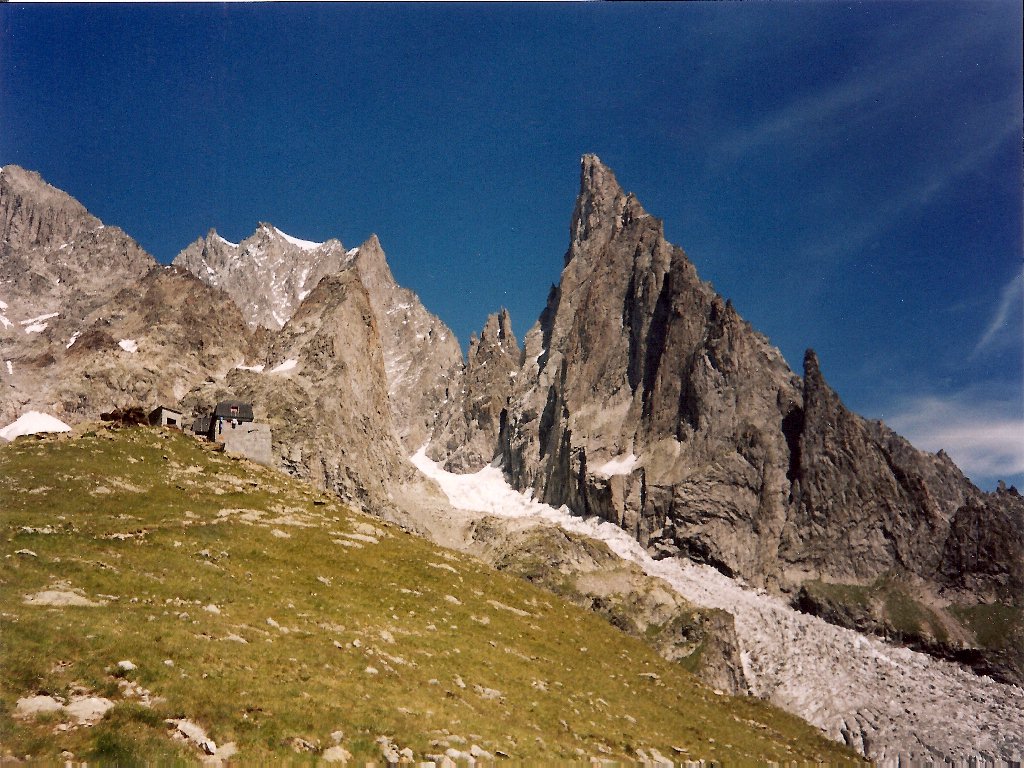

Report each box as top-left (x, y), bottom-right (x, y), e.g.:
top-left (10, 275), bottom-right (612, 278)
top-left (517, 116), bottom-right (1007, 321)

top-left (222, 422), bottom-right (273, 466)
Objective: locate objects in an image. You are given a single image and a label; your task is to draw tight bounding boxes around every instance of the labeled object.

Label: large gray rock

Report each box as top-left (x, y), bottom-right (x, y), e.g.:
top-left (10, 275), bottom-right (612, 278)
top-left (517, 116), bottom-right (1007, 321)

top-left (349, 235), bottom-right (464, 451)
top-left (433, 155), bottom-right (1022, 682)
top-left (1, 165), bottom-right (179, 425)
top-left (176, 226), bottom-right (464, 453)
top-left (182, 270), bottom-right (412, 510)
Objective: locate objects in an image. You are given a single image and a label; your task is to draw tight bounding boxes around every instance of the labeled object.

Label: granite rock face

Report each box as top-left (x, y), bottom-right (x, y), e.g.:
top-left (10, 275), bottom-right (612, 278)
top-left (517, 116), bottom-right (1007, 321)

top-left (426, 155), bottom-right (1023, 684)
top-left (429, 308), bottom-right (521, 472)
top-left (1, 165), bottom-right (157, 424)
top-left (176, 227), bottom-right (464, 453)
top-left (348, 235), bottom-right (464, 451)
top-left (498, 155), bottom-right (802, 586)
top-left (0, 165), bottom-right (155, 325)
top-left (181, 271), bottom-right (415, 511)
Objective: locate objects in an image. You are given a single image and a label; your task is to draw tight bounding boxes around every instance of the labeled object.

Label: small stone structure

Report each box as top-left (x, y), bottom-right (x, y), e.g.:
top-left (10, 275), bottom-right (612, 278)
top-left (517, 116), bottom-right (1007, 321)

top-left (193, 399), bottom-right (273, 466)
top-left (149, 406), bottom-right (184, 428)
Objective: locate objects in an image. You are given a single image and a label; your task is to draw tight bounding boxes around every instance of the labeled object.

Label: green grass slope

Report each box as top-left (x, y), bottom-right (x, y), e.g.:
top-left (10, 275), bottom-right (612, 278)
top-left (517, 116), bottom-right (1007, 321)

top-left (0, 426), bottom-right (857, 763)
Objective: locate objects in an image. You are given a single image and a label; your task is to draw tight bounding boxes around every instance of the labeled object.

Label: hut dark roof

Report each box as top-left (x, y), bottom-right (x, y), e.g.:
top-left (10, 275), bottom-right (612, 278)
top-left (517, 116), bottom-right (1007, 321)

top-left (213, 400), bottom-right (254, 422)
top-left (192, 415), bottom-right (212, 434)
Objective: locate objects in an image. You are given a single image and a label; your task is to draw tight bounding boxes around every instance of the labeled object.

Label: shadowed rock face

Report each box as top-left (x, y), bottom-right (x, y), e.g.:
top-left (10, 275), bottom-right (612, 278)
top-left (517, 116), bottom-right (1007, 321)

top-left (429, 308), bottom-right (521, 472)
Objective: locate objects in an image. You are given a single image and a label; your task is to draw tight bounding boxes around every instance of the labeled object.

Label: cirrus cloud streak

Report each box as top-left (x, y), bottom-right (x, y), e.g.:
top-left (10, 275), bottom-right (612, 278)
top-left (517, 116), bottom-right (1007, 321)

top-left (888, 393), bottom-right (1024, 486)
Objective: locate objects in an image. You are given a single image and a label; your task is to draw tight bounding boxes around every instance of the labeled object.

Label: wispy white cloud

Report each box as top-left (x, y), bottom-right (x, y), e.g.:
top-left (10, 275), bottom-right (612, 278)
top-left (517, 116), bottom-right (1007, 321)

top-left (713, 11), bottom-right (1010, 163)
top-left (796, 121), bottom-right (1018, 264)
top-left (973, 267), bottom-right (1024, 355)
top-left (887, 392), bottom-right (1024, 484)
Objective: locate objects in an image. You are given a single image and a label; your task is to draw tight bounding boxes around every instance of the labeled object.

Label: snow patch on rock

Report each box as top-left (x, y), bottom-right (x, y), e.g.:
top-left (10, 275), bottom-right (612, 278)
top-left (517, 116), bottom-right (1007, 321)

top-left (594, 453), bottom-right (638, 477)
top-left (269, 358), bottom-right (298, 373)
top-left (19, 311), bottom-right (58, 326)
top-left (274, 227), bottom-right (323, 251)
top-left (118, 338), bottom-right (139, 353)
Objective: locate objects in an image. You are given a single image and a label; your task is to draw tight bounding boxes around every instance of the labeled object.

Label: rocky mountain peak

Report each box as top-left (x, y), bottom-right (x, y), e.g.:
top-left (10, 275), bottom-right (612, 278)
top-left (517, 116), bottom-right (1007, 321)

top-left (474, 308), bottom-right (519, 358)
top-left (350, 233), bottom-right (397, 296)
top-left (173, 222), bottom-right (352, 330)
top-left (1, 165), bottom-right (99, 253)
top-left (569, 155), bottom-right (654, 262)
top-left (0, 167), bottom-right (154, 385)
top-left (802, 347), bottom-right (823, 384)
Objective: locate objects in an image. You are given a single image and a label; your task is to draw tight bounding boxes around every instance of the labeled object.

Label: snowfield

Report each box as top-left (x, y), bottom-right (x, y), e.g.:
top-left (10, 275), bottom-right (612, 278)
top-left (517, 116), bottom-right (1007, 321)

top-left (0, 411), bottom-right (72, 441)
top-left (118, 339), bottom-right (139, 353)
top-left (273, 226), bottom-right (323, 251)
top-left (411, 448), bottom-right (1024, 764)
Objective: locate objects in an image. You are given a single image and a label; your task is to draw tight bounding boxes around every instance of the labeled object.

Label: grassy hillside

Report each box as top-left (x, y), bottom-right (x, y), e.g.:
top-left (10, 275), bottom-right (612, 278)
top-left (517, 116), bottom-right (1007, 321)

top-left (0, 425), bottom-right (857, 763)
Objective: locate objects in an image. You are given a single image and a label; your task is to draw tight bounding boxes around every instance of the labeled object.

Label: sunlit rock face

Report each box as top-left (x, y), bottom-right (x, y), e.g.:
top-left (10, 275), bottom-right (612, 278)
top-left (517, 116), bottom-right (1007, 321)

top-left (496, 154), bottom-right (803, 584)
top-left (176, 226), bottom-right (464, 453)
top-left (173, 223), bottom-right (352, 331)
top-left (424, 155), bottom-right (1023, 688)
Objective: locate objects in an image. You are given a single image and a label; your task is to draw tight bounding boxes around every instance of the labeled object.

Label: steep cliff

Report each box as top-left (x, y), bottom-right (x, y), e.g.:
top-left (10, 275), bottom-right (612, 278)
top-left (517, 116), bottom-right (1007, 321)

top-left (498, 155), bottom-right (801, 585)
top-left (429, 308), bottom-right (521, 471)
top-left (438, 155), bottom-right (1024, 682)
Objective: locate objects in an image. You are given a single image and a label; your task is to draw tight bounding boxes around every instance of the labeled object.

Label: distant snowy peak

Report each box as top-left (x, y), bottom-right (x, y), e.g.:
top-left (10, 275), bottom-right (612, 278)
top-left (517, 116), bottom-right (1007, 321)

top-left (173, 222), bottom-right (354, 330)
top-left (265, 224), bottom-right (324, 252)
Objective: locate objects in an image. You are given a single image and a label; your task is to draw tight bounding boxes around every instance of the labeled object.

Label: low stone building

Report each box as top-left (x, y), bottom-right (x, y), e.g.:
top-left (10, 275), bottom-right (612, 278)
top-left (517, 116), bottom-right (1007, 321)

top-left (192, 400), bottom-right (273, 466)
top-left (149, 405), bottom-right (184, 428)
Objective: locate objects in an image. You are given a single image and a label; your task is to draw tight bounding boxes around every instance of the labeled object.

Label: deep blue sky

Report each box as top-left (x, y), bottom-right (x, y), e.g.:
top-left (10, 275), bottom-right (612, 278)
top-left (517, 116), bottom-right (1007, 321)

top-left (2, 2), bottom-right (1021, 489)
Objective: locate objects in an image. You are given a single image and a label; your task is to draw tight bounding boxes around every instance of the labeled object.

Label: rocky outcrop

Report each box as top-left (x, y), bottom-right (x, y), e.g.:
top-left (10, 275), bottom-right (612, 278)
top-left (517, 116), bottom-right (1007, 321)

top-left (466, 516), bottom-right (749, 695)
top-left (50, 266), bottom-right (258, 416)
top-left (781, 350), bottom-right (954, 585)
top-left (181, 271), bottom-right (411, 510)
top-left (1, 165), bottom-right (157, 425)
top-left (942, 484), bottom-right (1024, 602)
top-left (349, 235), bottom-right (464, 451)
top-left (0, 166), bottom-right (155, 323)
top-left (423, 155), bottom-right (1023, 685)
top-left (429, 308), bottom-right (520, 471)
top-left (176, 226), bottom-right (465, 452)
